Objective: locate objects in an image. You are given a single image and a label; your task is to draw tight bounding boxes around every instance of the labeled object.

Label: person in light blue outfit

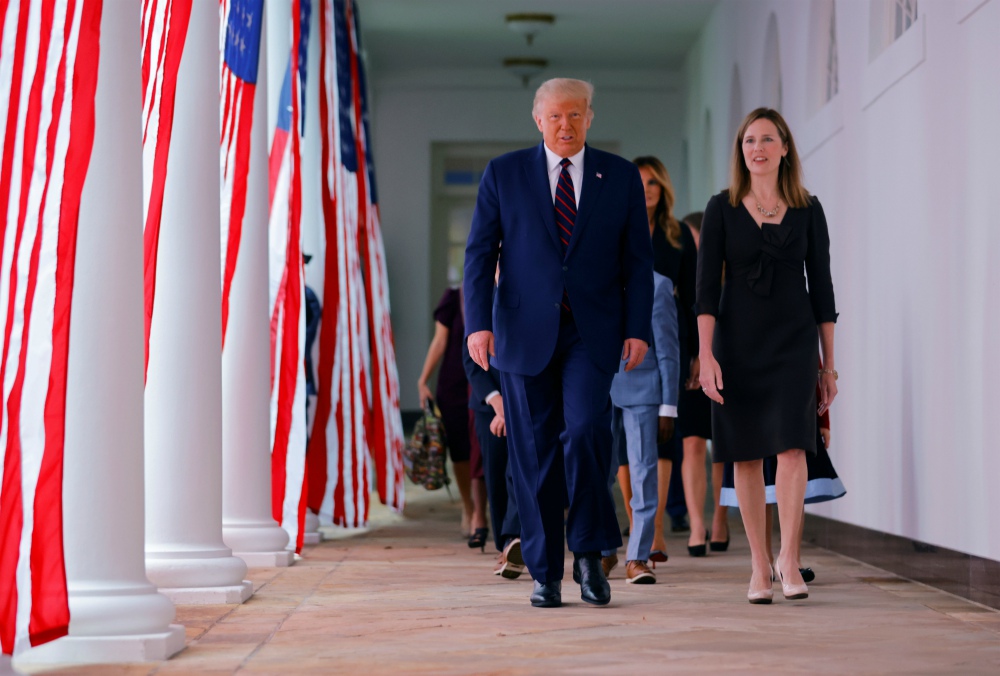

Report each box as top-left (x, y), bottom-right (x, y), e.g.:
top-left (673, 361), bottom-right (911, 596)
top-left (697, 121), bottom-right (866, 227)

top-left (602, 271), bottom-right (680, 584)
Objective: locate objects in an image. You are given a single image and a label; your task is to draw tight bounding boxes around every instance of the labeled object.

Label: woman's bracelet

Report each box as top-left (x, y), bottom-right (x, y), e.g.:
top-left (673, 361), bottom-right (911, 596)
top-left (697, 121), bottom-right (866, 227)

top-left (818, 368), bottom-right (838, 380)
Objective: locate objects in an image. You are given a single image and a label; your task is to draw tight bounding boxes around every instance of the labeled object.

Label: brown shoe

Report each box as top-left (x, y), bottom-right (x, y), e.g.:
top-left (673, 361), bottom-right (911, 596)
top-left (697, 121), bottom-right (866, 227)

top-left (493, 538), bottom-right (524, 579)
top-left (601, 553), bottom-right (619, 578)
top-left (625, 560), bottom-right (656, 584)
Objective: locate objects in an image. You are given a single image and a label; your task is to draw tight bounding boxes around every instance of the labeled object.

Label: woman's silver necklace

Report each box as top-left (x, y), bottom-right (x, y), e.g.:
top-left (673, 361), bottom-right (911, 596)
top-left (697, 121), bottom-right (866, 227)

top-left (750, 189), bottom-right (781, 218)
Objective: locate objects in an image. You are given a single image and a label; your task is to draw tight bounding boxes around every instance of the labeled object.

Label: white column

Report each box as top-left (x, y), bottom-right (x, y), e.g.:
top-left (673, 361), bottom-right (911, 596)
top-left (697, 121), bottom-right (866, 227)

top-left (222, 13), bottom-right (294, 568)
top-left (144, 2), bottom-right (251, 604)
top-left (16, 4), bottom-right (183, 665)
top-left (301, 1), bottom-right (323, 547)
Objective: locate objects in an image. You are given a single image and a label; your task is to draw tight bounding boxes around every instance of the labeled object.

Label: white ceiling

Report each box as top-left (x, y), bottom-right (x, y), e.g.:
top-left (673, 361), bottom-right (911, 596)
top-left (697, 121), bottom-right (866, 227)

top-left (357, 0), bottom-right (719, 76)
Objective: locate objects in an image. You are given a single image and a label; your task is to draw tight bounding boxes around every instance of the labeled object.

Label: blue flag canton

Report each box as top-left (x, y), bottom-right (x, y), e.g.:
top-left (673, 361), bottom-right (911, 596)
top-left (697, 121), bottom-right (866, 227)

top-left (353, 1), bottom-right (377, 204)
top-left (334, 0), bottom-right (357, 172)
top-left (298, 0), bottom-right (313, 134)
top-left (224, 0), bottom-right (263, 83)
top-left (276, 66), bottom-right (293, 133)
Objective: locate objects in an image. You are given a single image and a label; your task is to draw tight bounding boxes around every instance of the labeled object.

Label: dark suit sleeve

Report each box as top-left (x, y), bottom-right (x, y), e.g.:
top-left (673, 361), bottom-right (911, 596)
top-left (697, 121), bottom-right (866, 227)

top-left (463, 161), bottom-right (502, 336)
top-left (678, 223), bottom-right (699, 356)
top-left (805, 197), bottom-right (838, 324)
top-left (462, 337), bottom-right (501, 406)
top-left (622, 164), bottom-right (655, 342)
top-left (695, 194), bottom-right (725, 317)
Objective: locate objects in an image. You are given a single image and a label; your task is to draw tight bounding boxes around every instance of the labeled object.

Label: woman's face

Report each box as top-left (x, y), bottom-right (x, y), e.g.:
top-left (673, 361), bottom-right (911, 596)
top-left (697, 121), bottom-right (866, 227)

top-left (638, 166), bottom-right (661, 212)
top-left (742, 118), bottom-right (788, 178)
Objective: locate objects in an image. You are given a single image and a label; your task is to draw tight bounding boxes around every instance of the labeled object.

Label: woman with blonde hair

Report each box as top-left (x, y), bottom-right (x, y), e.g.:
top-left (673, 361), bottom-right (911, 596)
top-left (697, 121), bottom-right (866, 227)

top-left (695, 108), bottom-right (838, 603)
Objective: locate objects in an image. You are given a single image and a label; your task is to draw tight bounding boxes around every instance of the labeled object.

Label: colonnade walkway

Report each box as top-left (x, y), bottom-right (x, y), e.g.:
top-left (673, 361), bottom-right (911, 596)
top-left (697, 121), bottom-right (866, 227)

top-left (22, 487), bottom-right (1000, 675)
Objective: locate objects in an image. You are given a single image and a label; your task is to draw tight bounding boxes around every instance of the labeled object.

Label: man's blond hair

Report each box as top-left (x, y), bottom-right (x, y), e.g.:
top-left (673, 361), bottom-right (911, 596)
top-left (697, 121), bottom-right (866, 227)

top-left (532, 78), bottom-right (594, 118)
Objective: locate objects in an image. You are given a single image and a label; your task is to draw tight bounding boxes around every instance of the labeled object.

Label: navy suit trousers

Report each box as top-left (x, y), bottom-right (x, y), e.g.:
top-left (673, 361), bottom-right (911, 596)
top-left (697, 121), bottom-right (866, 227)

top-left (500, 318), bottom-right (623, 583)
top-left (473, 410), bottom-right (520, 552)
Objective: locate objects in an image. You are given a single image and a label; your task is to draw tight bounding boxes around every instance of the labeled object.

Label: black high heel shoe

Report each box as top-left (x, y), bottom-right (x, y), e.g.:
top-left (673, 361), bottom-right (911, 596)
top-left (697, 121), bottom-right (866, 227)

top-left (709, 532), bottom-right (730, 552)
top-left (687, 530), bottom-right (709, 557)
top-left (468, 527), bottom-right (488, 552)
top-left (799, 567), bottom-right (815, 583)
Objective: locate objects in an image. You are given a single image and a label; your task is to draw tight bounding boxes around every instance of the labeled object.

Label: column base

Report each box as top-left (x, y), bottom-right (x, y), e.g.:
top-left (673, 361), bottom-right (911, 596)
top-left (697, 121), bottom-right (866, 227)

top-left (234, 549), bottom-right (295, 567)
top-left (0, 656), bottom-right (24, 676)
top-left (302, 511), bottom-right (322, 545)
top-left (14, 625), bottom-right (184, 665)
top-left (146, 548), bottom-right (250, 596)
top-left (157, 580), bottom-right (253, 605)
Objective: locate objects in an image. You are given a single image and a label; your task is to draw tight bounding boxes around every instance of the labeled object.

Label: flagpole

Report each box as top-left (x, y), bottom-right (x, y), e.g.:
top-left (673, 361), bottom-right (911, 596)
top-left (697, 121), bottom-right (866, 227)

top-left (222, 6), bottom-right (295, 568)
top-left (17, 3), bottom-right (184, 664)
top-left (143, 0), bottom-right (252, 604)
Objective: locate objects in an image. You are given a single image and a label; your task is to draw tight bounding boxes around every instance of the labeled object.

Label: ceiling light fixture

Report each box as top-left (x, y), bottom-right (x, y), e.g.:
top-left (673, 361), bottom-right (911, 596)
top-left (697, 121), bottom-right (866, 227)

top-left (503, 57), bottom-right (548, 88)
top-left (505, 13), bottom-right (555, 46)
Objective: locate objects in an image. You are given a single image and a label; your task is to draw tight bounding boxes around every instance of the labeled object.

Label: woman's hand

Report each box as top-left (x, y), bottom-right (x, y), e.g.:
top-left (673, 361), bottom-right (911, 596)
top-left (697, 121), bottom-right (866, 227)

top-left (686, 356), bottom-right (701, 390)
top-left (698, 353), bottom-right (725, 405)
top-left (818, 371), bottom-right (838, 416)
top-left (657, 417), bottom-right (674, 444)
top-left (417, 381), bottom-right (433, 409)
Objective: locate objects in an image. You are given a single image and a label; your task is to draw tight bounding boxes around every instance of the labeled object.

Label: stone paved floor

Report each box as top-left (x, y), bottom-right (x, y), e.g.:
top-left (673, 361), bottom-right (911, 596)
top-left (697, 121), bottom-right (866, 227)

top-left (18, 485), bottom-right (1000, 675)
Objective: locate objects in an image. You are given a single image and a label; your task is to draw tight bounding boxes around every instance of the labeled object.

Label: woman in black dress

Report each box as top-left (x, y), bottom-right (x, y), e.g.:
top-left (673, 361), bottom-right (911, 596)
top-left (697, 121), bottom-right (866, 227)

top-left (696, 108), bottom-right (838, 604)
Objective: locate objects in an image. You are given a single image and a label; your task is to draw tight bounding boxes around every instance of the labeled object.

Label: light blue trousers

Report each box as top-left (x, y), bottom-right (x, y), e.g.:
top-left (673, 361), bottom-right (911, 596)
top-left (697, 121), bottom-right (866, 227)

top-left (602, 404), bottom-right (659, 562)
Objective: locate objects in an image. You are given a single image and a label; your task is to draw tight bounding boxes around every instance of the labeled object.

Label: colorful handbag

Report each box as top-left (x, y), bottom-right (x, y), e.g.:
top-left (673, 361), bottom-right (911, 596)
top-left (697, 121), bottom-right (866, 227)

top-left (404, 400), bottom-right (451, 492)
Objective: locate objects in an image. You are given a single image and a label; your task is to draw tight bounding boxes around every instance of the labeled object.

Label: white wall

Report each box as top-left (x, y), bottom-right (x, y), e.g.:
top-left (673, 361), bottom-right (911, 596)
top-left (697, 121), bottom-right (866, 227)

top-left (371, 70), bottom-right (685, 410)
top-left (682, 0), bottom-right (1000, 560)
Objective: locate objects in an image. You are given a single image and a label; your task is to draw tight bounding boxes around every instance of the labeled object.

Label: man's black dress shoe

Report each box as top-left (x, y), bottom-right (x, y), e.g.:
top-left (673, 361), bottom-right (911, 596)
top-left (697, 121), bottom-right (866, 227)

top-left (530, 580), bottom-right (562, 608)
top-left (574, 556), bottom-right (611, 606)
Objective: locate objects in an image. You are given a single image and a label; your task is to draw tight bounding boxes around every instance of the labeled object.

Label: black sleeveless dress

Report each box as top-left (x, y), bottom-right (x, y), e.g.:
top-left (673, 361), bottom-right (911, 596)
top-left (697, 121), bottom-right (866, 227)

top-left (694, 192), bottom-right (837, 463)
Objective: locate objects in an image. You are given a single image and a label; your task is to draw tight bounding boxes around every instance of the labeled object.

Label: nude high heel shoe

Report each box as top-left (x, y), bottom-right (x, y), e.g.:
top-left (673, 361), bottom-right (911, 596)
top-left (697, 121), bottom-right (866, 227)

top-left (747, 566), bottom-right (774, 605)
top-left (775, 563), bottom-right (809, 600)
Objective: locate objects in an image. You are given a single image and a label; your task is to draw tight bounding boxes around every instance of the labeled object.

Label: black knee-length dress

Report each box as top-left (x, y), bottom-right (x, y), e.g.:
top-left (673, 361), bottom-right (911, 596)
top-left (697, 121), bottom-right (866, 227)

top-left (694, 191), bottom-right (837, 463)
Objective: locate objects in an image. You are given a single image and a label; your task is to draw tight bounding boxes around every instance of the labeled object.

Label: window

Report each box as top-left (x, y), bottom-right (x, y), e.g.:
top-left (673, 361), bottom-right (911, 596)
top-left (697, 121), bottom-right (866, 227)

top-left (825, 4), bottom-right (839, 103)
top-left (893, 0), bottom-right (918, 39)
top-left (870, 0), bottom-right (919, 60)
top-left (762, 14), bottom-right (782, 111)
top-left (862, 0), bottom-right (925, 108)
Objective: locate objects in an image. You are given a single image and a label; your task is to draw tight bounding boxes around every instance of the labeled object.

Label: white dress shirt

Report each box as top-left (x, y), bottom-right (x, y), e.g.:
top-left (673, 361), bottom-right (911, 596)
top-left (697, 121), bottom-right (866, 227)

top-left (543, 144), bottom-right (584, 207)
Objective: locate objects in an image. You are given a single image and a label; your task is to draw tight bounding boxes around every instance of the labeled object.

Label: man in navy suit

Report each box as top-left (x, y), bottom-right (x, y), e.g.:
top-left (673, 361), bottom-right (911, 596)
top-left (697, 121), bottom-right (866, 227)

top-left (464, 78), bottom-right (653, 608)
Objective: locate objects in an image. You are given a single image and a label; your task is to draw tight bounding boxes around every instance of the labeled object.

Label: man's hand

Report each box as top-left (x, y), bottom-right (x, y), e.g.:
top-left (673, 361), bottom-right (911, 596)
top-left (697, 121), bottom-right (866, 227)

top-left (657, 417), bottom-right (674, 445)
top-left (621, 338), bottom-right (649, 372)
top-left (489, 414), bottom-right (506, 437)
top-left (467, 330), bottom-right (495, 371)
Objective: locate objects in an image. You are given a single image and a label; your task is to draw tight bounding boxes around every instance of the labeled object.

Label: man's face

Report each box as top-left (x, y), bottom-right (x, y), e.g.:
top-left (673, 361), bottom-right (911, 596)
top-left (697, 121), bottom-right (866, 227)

top-left (534, 96), bottom-right (592, 158)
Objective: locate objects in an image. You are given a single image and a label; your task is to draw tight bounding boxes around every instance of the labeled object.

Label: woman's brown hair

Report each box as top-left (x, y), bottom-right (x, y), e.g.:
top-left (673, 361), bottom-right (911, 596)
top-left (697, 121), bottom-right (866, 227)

top-left (633, 156), bottom-right (681, 249)
top-left (728, 107), bottom-right (810, 209)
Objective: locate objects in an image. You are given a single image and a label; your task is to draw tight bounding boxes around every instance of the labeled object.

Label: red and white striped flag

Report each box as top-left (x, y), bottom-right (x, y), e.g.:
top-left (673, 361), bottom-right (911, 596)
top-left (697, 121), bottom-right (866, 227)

top-left (350, 3), bottom-right (405, 514)
top-left (219, 0), bottom-right (263, 345)
top-left (141, 0), bottom-right (192, 379)
top-left (0, 0), bottom-right (101, 655)
top-left (311, 0), bottom-right (403, 528)
top-left (268, 0), bottom-right (310, 551)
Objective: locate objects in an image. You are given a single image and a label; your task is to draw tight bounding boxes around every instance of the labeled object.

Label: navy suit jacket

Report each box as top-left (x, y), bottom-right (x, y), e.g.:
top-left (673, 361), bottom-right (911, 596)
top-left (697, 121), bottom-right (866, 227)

top-left (609, 272), bottom-right (680, 409)
top-left (463, 143), bottom-right (653, 376)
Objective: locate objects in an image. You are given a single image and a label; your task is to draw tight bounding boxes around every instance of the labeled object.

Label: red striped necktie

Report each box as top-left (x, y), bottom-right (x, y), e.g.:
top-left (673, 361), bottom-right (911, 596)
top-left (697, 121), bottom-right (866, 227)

top-left (555, 158), bottom-right (576, 313)
top-left (555, 158), bottom-right (576, 256)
